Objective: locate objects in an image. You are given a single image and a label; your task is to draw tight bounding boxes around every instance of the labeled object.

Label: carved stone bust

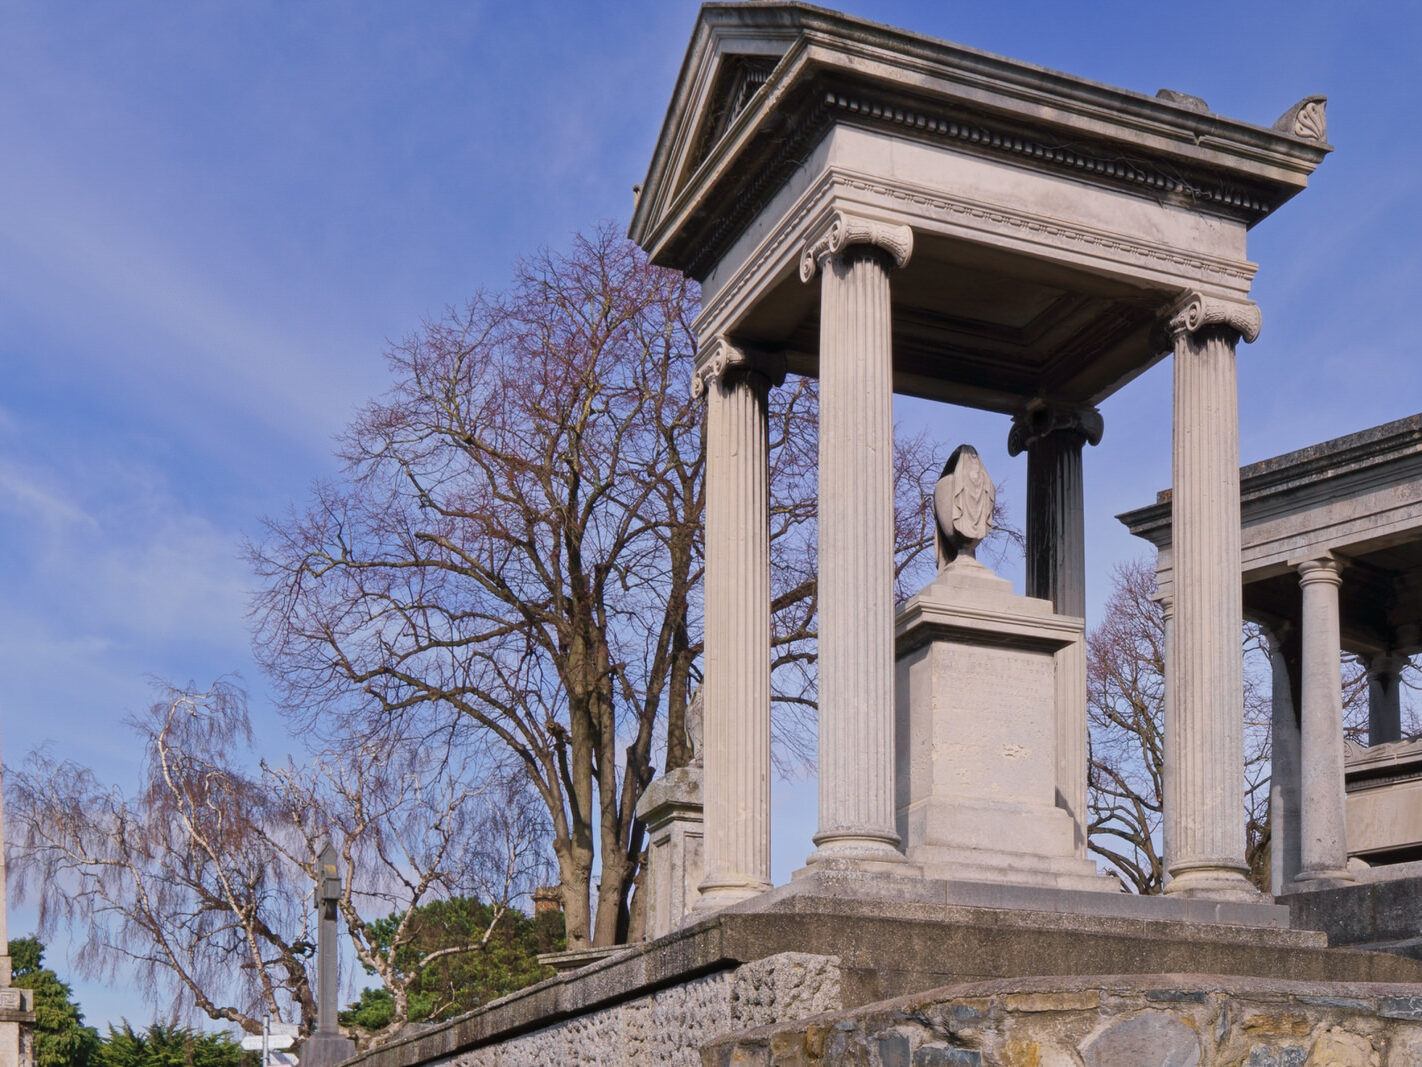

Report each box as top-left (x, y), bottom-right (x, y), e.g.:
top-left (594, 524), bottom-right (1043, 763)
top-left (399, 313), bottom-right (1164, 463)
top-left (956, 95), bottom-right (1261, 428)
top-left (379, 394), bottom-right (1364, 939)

top-left (934, 444), bottom-right (994, 566)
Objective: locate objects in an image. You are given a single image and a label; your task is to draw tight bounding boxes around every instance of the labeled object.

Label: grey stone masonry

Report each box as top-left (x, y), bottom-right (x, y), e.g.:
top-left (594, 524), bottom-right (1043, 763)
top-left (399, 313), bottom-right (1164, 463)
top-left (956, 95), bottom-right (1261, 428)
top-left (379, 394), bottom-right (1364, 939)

top-left (701, 974), bottom-right (1422, 1066)
top-left (340, 882), bottom-right (1422, 1067)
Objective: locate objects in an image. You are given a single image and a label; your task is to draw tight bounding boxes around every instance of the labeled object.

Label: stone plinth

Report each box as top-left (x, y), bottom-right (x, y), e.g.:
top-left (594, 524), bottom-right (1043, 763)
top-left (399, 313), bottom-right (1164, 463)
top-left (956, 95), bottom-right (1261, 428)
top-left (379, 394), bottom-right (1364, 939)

top-left (894, 559), bottom-right (1111, 891)
top-left (634, 765), bottom-right (704, 939)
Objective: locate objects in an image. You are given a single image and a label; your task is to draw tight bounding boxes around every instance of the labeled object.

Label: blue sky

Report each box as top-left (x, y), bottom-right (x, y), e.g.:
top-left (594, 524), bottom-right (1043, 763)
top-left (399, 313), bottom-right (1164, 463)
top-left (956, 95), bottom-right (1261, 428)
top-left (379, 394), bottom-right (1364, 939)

top-left (1, 0), bottom-right (1419, 1033)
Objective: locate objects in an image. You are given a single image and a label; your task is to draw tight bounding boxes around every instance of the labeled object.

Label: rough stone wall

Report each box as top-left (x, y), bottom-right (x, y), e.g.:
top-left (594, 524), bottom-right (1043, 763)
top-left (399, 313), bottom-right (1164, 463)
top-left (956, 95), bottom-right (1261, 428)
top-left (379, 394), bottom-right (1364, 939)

top-left (436, 952), bottom-right (840, 1067)
top-left (701, 975), bottom-right (1422, 1066)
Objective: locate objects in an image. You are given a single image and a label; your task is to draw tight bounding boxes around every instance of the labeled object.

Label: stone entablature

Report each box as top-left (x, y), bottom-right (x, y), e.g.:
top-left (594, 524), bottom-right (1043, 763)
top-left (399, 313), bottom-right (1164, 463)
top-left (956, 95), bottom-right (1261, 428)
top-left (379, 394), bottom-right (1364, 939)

top-left (1119, 412), bottom-right (1422, 632)
top-left (631, 4), bottom-right (1328, 415)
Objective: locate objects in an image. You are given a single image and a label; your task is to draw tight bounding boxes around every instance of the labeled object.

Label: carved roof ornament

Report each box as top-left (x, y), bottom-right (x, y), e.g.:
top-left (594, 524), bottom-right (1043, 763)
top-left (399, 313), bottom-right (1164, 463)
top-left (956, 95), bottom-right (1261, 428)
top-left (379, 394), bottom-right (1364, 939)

top-left (800, 210), bottom-right (914, 283)
top-left (689, 336), bottom-right (786, 400)
top-left (1155, 88), bottom-right (1210, 113)
top-left (1274, 96), bottom-right (1328, 143)
top-left (934, 444), bottom-right (994, 566)
top-left (1007, 404), bottom-right (1104, 456)
top-left (1163, 290), bottom-right (1262, 347)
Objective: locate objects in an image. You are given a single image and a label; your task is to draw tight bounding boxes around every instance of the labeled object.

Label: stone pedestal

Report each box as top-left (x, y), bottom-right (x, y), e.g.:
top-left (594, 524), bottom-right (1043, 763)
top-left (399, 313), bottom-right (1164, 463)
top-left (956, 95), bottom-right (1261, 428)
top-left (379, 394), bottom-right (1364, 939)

top-left (635, 766), bottom-right (704, 939)
top-left (0, 990), bottom-right (34, 1067)
top-left (893, 558), bottom-right (1113, 890)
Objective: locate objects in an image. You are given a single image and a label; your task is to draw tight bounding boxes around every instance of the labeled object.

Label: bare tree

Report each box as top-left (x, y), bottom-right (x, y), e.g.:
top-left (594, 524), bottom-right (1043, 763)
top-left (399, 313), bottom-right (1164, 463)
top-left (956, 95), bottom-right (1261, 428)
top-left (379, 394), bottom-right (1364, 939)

top-left (249, 226), bottom-right (954, 948)
top-left (1086, 560), bottom-right (1273, 892)
top-left (7, 681), bottom-right (547, 1047)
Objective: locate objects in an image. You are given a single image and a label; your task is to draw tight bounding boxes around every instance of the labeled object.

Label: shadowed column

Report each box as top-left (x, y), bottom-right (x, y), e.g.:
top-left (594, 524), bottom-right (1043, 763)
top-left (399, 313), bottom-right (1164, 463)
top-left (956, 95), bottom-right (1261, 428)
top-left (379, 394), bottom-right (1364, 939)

top-left (1008, 404), bottom-right (1102, 858)
top-left (1266, 623), bottom-right (1303, 895)
top-left (1163, 292), bottom-right (1260, 902)
top-left (1367, 652), bottom-right (1406, 745)
top-left (800, 210), bottom-right (912, 870)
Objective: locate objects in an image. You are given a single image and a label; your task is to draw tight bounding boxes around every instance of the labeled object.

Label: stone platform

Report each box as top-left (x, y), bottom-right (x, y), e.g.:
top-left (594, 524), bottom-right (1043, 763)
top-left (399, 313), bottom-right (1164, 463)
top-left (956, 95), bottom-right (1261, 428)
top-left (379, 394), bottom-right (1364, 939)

top-left (339, 882), bottom-right (1422, 1067)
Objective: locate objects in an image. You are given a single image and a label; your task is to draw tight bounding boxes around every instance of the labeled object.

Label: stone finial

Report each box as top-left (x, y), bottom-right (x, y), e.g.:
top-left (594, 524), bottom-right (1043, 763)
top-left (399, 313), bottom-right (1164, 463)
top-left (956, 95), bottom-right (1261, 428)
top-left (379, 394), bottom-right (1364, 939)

top-left (933, 444), bottom-right (994, 565)
top-left (684, 685), bottom-right (704, 767)
top-left (1006, 404), bottom-right (1104, 456)
top-left (799, 210), bottom-right (913, 282)
top-left (1162, 290), bottom-right (1262, 346)
top-left (690, 337), bottom-right (786, 400)
top-left (1273, 95), bottom-right (1327, 143)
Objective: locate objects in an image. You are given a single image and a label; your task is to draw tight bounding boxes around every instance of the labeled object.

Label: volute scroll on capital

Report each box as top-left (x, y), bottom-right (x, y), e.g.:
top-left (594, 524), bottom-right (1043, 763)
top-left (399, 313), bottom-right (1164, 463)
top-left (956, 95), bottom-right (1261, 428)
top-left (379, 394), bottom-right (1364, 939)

top-left (689, 337), bottom-right (787, 401)
top-left (1162, 290), bottom-right (1262, 347)
top-left (1006, 403), bottom-right (1104, 456)
top-left (798, 210), bottom-right (914, 283)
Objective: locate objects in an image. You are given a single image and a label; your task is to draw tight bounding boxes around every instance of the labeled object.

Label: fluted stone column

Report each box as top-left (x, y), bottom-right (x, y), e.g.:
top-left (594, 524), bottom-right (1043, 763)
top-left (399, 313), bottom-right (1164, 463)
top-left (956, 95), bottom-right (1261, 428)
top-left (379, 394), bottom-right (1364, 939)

top-left (1008, 405), bottom-right (1103, 858)
top-left (1367, 652), bottom-right (1406, 746)
top-left (1295, 556), bottom-right (1353, 886)
top-left (692, 338), bottom-right (781, 908)
top-left (1163, 291), bottom-right (1260, 901)
top-left (1266, 624), bottom-right (1303, 896)
top-left (800, 210), bottom-right (912, 869)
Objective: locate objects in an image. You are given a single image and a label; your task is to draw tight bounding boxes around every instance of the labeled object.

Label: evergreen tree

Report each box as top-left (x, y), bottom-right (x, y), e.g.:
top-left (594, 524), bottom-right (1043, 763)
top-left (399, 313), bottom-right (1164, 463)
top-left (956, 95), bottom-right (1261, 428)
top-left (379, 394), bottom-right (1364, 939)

top-left (10, 936), bottom-right (100, 1067)
top-left (96, 1022), bottom-right (253, 1067)
top-left (341, 898), bottom-right (564, 1033)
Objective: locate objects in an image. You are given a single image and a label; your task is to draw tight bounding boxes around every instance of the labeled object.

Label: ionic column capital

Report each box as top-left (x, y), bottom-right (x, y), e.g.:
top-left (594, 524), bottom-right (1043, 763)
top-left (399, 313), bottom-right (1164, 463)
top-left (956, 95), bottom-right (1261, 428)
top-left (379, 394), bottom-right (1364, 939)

top-left (799, 210), bottom-right (913, 283)
top-left (690, 337), bottom-right (787, 400)
top-left (1297, 556), bottom-right (1344, 587)
top-left (1006, 403), bottom-right (1104, 456)
top-left (1162, 291), bottom-right (1262, 346)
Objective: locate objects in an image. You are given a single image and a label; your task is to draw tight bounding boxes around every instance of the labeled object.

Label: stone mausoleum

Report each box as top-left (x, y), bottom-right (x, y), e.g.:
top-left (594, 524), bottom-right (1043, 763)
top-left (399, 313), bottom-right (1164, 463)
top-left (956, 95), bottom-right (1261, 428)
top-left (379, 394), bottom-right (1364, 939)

top-left (342, 5), bottom-right (1422, 1064)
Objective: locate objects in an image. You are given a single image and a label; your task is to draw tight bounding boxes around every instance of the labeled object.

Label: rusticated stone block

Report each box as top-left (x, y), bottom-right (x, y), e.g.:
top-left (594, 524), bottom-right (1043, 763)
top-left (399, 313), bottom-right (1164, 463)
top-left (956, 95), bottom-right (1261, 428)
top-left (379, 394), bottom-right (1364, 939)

top-left (1078, 1011), bottom-right (1201, 1066)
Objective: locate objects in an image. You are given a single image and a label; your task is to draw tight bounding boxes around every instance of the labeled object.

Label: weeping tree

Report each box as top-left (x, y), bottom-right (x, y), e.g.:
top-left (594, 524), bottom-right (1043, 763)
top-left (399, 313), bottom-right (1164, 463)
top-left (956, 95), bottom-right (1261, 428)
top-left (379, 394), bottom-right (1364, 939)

top-left (8, 681), bottom-right (549, 1048)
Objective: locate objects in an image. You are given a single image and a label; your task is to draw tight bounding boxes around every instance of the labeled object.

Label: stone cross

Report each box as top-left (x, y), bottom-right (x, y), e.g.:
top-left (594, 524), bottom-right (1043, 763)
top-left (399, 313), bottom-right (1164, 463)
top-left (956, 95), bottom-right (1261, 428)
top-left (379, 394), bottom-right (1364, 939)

top-left (299, 841), bottom-right (354, 1067)
top-left (316, 841), bottom-right (340, 1034)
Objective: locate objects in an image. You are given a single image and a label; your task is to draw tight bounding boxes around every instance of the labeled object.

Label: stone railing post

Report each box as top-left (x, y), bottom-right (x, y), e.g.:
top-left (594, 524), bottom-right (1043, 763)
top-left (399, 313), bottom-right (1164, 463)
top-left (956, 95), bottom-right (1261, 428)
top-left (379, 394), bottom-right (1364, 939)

top-left (1162, 291), bottom-right (1261, 901)
top-left (1295, 555), bottom-right (1354, 886)
top-left (1008, 404), bottom-right (1103, 858)
top-left (799, 210), bottom-right (913, 870)
top-left (691, 337), bottom-right (783, 909)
